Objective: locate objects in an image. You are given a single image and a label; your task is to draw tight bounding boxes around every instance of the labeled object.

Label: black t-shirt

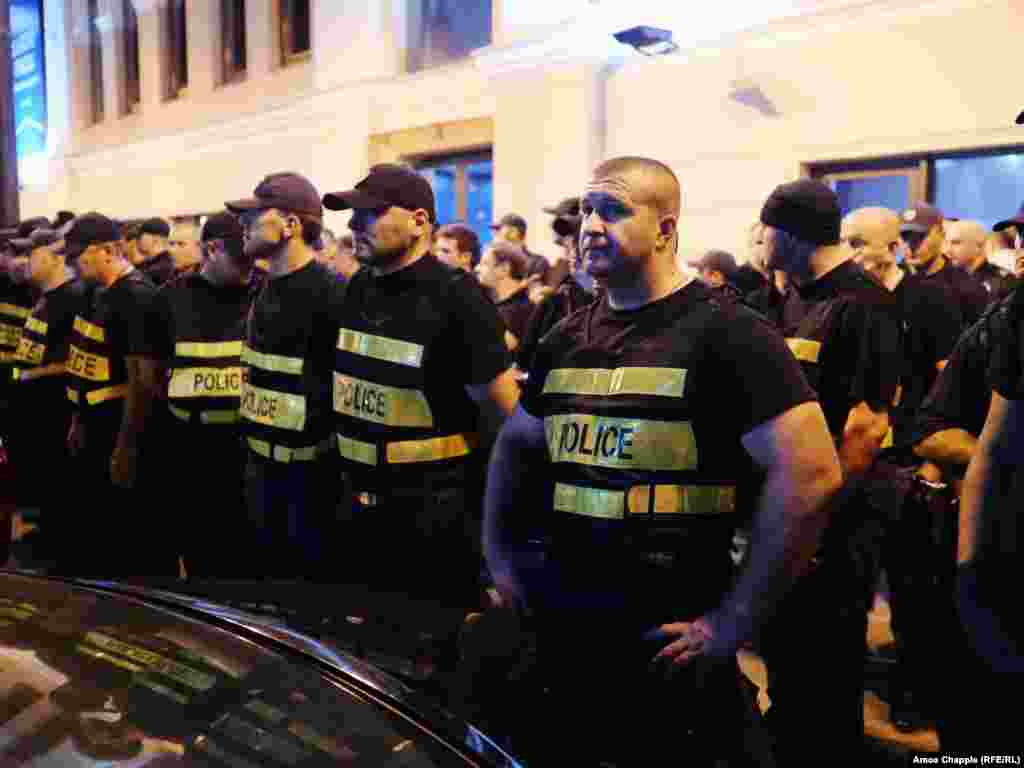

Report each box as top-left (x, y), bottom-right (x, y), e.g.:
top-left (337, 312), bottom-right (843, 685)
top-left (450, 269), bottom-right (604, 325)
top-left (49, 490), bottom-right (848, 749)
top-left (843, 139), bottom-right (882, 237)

top-left (974, 261), bottom-right (1019, 305)
top-left (521, 281), bottom-right (816, 623)
top-left (516, 275), bottom-right (595, 372)
top-left (889, 272), bottom-right (960, 446)
top-left (988, 287), bottom-right (1024, 400)
top-left (16, 279), bottom-right (91, 401)
top-left (0, 276), bottom-right (35, 398)
top-left (495, 286), bottom-right (534, 344)
top-left (245, 260), bottom-right (345, 448)
top-left (83, 269), bottom-right (162, 432)
top-left (140, 252), bottom-right (176, 287)
top-left (917, 262), bottom-right (988, 330)
top-left (153, 272), bottom-right (255, 361)
top-left (743, 280), bottom-right (786, 328)
top-left (780, 260), bottom-right (902, 438)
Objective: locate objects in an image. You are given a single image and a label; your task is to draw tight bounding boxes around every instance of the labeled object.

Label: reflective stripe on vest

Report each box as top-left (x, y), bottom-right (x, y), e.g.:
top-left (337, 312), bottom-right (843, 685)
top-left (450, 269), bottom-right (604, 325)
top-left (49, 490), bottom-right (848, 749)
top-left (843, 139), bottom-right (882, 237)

top-left (241, 345), bottom-right (304, 375)
top-left (67, 345), bottom-right (110, 382)
top-left (881, 427), bottom-right (894, 450)
top-left (336, 432), bottom-right (476, 466)
top-left (785, 338), bottom-right (821, 363)
top-left (337, 328), bottom-right (425, 368)
top-left (544, 414), bottom-right (698, 472)
top-left (23, 316), bottom-right (47, 335)
top-left (542, 367), bottom-right (687, 398)
top-left (14, 336), bottom-right (44, 365)
top-left (176, 340), bottom-right (243, 359)
top-left (168, 367), bottom-right (245, 399)
top-left (0, 323), bottom-right (21, 348)
top-left (169, 403), bottom-right (240, 425)
top-left (553, 482), bottom-right (736, 519)
top-left (66, 384), bottom-right (127, 406)
top-left (0, 303), bottom-right (30, 320)
top-left (73, 316), bottom-right (105, 342)
top-left (240, 384), bottom-right (306, 431)
top-left (247, 437), bottom-right (329, 464)
top-left (333, 373), bottom-right (434, 428)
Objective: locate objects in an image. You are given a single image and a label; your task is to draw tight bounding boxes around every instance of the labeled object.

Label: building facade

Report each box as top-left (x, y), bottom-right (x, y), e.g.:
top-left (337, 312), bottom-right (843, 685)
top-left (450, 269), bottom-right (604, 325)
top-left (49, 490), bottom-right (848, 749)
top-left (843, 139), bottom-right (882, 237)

top-left (16, 0), bottom-right (1024, 263)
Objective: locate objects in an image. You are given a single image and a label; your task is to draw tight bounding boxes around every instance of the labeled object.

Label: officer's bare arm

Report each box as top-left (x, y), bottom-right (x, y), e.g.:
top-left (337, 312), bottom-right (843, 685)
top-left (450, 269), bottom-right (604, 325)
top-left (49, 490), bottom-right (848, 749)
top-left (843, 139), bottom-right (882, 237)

top-left (914, 428), bottom-right (978, 467)
top-left (959, 393), bottom-right (1022, 564)
top-left (483, 404), bottom-right (547, 577)
top-left (839, 401), bottom-right (890, 477)
top-left (466, 369), bottom-right (521, 447)
top-left (18, 362), bottom-right (66, 381)
top-left (115, 356), bottom-right (160, 457)
top-left (721, 401), bottom-right (841, 644)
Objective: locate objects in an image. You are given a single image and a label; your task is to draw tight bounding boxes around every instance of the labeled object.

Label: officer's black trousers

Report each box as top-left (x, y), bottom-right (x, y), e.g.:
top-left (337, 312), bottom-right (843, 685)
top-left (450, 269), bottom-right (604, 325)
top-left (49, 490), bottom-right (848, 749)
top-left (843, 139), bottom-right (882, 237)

top-left (759, 518), bottom-right (881, 764)
top-left (244, 449), bottom-right (339, 581)
top-left (160, 416), bottom-right (252, 580)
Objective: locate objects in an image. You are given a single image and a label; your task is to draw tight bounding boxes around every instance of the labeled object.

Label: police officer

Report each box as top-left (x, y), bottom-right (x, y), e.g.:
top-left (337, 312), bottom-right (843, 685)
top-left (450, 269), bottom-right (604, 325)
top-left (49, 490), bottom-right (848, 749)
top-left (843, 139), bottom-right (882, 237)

top-left (10, 227), bottom-right (90, 568)
top-left (134, 218), bottom-right (175, 287)
top-left (63, 214), bottom-right (171, 579)
top-left (689, 249), bottom-right (744, 302)
top-left (755, 181), bottom-right (903, 763)
top-left (323, 163), bottom-right (519, 606)
top-left (226, 173), bottom-right (344, 580)
top-left (152, 212), bottom-right (257, 579)
top-left (484, 157), bottom-right (841, 765)
top-left (955, 284), bottom-right (1024, 752)
top-left (516, 198), bottom-right (596, 374)
top-left (901, 202), bottom-right (988, 329)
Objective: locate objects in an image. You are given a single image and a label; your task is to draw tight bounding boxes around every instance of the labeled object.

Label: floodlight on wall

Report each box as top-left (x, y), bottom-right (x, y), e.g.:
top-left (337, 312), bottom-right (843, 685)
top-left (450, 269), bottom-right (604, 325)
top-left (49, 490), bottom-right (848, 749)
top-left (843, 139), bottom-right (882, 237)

top-left (1016, 110), bottom-right (1024, 125)
top-left (728, 78), bottom-right (780, 118)
top-left (612, 26), bottom-right (679, 56)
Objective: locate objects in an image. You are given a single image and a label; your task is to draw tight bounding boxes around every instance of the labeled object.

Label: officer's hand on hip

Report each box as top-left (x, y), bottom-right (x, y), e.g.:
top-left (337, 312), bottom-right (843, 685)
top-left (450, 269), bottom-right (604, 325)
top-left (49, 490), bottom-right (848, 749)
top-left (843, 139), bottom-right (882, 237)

top-left (487, 560), bottom-right (529, 615)
top-left (650, 615), bottom-right (734, 668)
top-left (110, 448), bottom-right (137, 489)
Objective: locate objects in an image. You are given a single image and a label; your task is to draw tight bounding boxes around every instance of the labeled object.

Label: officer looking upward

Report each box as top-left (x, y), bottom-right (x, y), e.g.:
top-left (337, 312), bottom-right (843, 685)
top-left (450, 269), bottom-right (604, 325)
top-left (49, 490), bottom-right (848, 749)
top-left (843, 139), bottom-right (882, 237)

top-left (324, 163), bottom-right (519, 608)
top-left (64, 214), bottom-right (171, 579)
top-left (484, 157), bottom-right (841, 765)
top-left (153, 212), bottom-right (258, 579)
top-left (226, 173), bottom-right (345, 580)
top-left (755, 181), bottom-right (903, 763)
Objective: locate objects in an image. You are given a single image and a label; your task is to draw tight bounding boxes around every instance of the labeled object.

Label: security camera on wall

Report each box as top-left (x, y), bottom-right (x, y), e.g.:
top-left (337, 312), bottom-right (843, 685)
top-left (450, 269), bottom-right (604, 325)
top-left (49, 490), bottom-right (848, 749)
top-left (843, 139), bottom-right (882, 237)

top-left (1017, 111), bottom-right (1024, 125)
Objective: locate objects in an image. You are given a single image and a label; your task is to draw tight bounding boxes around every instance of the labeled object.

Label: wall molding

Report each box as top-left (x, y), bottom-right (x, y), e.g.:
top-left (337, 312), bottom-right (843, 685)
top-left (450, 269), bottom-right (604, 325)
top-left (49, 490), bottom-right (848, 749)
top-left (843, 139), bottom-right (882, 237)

top-left (368, 117), bottom-right (494, 166)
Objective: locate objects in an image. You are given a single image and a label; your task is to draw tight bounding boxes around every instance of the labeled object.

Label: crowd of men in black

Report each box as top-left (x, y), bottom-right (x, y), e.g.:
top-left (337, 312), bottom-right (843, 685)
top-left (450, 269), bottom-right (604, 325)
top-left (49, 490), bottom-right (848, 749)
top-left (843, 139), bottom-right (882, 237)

top-left (0, 157), bottom-right (1022, 765)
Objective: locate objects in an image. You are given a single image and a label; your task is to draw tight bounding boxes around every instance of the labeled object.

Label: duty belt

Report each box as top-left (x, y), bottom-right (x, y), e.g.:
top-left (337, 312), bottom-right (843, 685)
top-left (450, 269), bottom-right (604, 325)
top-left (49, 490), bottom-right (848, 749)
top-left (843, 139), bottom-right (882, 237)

top-left (247, 436), bottom-right (332, 464)
top-left (169, 402), bottom-right (240, 426)
top-left (553, 482), bottom-right (736, 519)
top-left (336, 432), bottom-right (477, 466)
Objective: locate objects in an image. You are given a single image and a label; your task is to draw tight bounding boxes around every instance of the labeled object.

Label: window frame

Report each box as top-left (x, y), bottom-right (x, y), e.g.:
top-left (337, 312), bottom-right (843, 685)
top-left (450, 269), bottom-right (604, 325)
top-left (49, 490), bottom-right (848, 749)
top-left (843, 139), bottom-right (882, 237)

top-left (279, 0), bottom-right (312, 67)
top-left (221, 0), bottom-right (248, 85)
top-left (164, 0), bottom-right (189, 101)
top-left (87, 0), bottom-right (104, 124)
top-left (406, 0), bottom-right (493, 74)
top-left (414, 149), bottom-right (494, 242)
top-left (121, 0), bottom-right (141, 115)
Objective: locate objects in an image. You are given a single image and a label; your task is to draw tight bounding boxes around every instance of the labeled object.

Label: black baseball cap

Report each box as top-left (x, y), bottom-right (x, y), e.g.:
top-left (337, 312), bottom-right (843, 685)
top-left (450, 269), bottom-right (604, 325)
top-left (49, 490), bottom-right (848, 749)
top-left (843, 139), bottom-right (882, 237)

top-left (64, 213), bottom-right (122, 258)
top-left (994, 202), bottom-right (1024, 233)
top-left (760, 180), bottom-right (841, 246)
top-left (323, 164), bottom-right (437, 224)
top-left (139, 217), bottom-right (171, 238)
top-left (899, 203), bottom-right (944, 235)
top-left (202, 211), bottom-right (244, 243)
top-left (9, 217), bottom-right (53, 252)
top-left (552, 215), bottom-right (581, 239)
top-left (25, 229), bottom-right (66, 252)
top-left (689, 249), bottom-right (739, 279)
top-left (543, 198), bottom-right (581, 217)
top-left (491, 213), bottom-right (527, 234)
top-left (226, 172), bottom-right (323, 220)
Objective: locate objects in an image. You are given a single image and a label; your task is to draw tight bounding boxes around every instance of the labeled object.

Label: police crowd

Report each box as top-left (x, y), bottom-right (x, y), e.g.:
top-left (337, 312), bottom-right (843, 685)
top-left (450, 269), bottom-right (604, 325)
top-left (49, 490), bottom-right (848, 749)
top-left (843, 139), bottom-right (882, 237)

top-left (0, 157), bottom-right (1022, 765)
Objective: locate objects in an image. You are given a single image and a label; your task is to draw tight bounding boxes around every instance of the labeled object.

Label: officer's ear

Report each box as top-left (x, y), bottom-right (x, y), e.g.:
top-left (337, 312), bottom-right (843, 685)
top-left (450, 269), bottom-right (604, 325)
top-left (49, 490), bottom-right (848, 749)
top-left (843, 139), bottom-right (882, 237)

top-left (411, 209), bottom-right (429, 237)
top-left (658, 216), bottom-right (678, 251)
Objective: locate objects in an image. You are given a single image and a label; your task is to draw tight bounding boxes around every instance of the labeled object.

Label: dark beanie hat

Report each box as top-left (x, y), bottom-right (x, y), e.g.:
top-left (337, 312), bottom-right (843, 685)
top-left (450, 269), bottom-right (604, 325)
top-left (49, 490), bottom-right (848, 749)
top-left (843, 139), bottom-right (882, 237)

top-left (760, 180), bottom-right (841, 246)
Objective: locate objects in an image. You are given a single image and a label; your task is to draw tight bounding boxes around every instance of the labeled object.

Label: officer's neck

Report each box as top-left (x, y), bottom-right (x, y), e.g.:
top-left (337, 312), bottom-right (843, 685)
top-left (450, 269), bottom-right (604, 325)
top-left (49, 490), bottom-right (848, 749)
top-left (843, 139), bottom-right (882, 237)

top-left (40, 267), bottom-right (73, 295)
top-left (923, 254), bottom-right (947, 276)
top-left (369, 238), bottom-right (430, 277)
top-left (806, 245), bottom-right (847, 282)
top-left (99, 260), bottom-right (134, 288)
top-left (494, 277), bottom-right (525, 303)
top-left (966, 253), bottom-right (987, 274)
top-left (266, 240), bottom-right (314, 279)
top-left (605, 265), bottom-right (691, 311)
top-left (881, 264), bottom-right (905, 292)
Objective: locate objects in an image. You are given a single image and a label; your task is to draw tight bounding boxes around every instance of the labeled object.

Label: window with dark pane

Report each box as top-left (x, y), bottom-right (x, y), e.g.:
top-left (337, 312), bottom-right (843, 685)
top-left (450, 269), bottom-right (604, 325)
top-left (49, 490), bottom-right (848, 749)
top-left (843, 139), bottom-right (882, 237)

top-left (281, 0), bottom-right (311, 64)
top-left (88, 0), bottom-right (103, 123)
top-left (408, 0), bottom-right (492, 73)
top-left (222, 0), bottom-right (247, 83)
top-left (165, 0), bottom-right (188, 99)
top-left (416, 151), bottom-right (494, 248)
top-left (122, 0), bottom-right (140, 113)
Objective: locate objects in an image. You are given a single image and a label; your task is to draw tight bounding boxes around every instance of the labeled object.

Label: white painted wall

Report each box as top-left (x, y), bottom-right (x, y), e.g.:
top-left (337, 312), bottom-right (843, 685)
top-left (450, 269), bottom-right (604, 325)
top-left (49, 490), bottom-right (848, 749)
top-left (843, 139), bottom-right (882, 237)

top-left (17, 0), bottom-right (1024, 273)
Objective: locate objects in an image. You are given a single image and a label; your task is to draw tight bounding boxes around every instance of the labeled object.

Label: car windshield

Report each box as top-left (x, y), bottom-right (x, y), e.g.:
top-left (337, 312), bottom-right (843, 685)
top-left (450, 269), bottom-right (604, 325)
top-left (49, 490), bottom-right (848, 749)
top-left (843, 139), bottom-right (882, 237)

top-left (0, 573), bottom-right (487, 768)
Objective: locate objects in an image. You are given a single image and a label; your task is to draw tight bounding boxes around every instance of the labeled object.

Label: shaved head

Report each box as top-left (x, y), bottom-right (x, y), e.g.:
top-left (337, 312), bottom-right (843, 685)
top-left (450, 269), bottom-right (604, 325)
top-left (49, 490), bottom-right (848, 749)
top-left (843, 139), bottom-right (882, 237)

top-left (842, 207), bottom-right (902, 283)
top-left (590, 156), bottom-right (681, 218)
top-left (947, 218), bottom-right (988, 271)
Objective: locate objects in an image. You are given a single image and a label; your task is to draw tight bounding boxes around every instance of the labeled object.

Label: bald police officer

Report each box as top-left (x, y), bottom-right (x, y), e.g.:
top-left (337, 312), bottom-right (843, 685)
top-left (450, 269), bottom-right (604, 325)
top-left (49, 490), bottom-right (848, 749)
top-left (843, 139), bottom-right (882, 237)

top-left (485, 157), bottom-right (841, 765)
top-left (324, 163), bottom-right (519, 607)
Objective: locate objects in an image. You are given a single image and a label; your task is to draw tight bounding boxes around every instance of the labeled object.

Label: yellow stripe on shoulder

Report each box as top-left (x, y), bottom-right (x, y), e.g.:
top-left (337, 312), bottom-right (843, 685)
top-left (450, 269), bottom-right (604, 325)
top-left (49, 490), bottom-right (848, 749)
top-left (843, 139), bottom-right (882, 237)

top-left (785, 338), bottom-right (821, 364)
top-left (73, 316), bottom-right (105, 342)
